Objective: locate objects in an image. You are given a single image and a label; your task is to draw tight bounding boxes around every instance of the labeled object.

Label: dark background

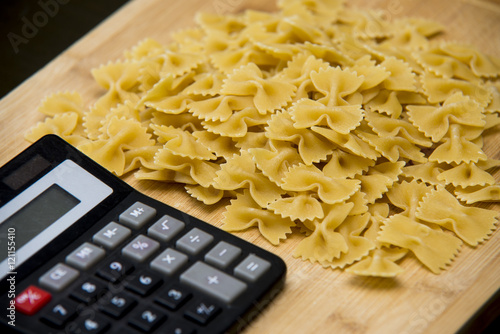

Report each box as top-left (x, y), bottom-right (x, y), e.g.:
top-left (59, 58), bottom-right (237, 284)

top-left (0, 1), bottom-right (498, 333)
top-left (0, 0), bottom-right (129, 98)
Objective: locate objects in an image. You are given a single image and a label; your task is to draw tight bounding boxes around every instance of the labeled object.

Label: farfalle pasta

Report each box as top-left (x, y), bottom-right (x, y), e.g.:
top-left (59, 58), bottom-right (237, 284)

top-left (378, 214), bottom-right (463, 274)
top-left (25, 0), bottom-right (499, 277)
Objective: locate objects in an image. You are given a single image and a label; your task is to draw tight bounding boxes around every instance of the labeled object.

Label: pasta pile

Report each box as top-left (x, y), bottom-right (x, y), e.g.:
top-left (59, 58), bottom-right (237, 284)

top-left (26, 0), bottom-right (500, 277)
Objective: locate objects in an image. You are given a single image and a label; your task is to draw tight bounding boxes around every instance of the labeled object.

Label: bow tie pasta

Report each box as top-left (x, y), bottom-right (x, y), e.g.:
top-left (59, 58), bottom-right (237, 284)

top-left (26, 0), bottom-right (500, 277)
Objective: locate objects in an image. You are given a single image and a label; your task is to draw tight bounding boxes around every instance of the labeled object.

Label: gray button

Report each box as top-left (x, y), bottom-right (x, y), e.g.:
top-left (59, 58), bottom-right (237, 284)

top-left (65, 242), bottom-right (105, 270)
top-left (148, 215), bottom-right (185, 242)
top-left (180, 261), bottom-right (247, 304)
top-left (93, 222), bottom-right (131, 249)
top-left (119, 202), bottom-right (156, 229)
top-left (205, 242), bottom-right (241, 269)
top-left (176, 228), bottom-right (214, 255)
top-left (39, 263), bottom-right (79, 292)
top-left (122, 235), bottom-right (160, 262)
top-left (234, 254), bottom-right (271, 282)
top-left (150, 248), bottom-right (188, 276)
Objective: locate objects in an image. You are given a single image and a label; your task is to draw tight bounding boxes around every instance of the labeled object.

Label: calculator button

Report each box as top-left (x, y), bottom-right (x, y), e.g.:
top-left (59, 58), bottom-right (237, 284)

top-left (40, 299), bottom-right (78, 328)
top-left (39, 263), bottom-right (79, 292)
top-left (154, 284), bottom-right (192, 310)
top-left (69, 313), bottom-right (110, 334)
top-left (70, 278), bottom-right (107, 304)
top-left (126, 269), bottom-right (163, 296)
top-left (93, 222), bottom-right (131, 250)
top-left (119, 201), bottom-right (156, 229)
top-left (147, 215), bottom-right (185, 242)
top-left (176, 228), bottom-right (214, 255)
top-left (184, 299), bottom-right (220, 325)
top-left (122, 235), bottom-right (160, 262)
top-left (205, 241), bottom-right (242, 269)
top-left (150, 248), bottom-right (189, 276)
top-left (96, 258), bottom-right (134, 283)
top-left (234, 254), bottom-right (271, 283)
top-left (66, 242), bottom-right (106, 270)
top-left (180, 261), bottom-right (247, 304)
top-left (128, 305), bottom-right (167, 333)
top-left (15, 285), bottom-right (52, 316)
top-left (99, 292), bottom-right (137, 319)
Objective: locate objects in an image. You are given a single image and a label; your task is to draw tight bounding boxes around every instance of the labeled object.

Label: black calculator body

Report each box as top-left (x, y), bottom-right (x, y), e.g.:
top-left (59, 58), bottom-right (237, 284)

top-left (0, 135), bottom-right (286, 334)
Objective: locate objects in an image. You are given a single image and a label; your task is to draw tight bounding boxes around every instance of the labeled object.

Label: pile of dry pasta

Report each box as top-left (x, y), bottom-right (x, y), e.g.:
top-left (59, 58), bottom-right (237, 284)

top-left (26, 0), bottom-right (500, 277)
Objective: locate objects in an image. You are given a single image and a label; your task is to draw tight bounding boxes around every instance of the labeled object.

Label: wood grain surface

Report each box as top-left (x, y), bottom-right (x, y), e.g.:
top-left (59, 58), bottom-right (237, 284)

top-left (0, 0), bottom-right (499, 333)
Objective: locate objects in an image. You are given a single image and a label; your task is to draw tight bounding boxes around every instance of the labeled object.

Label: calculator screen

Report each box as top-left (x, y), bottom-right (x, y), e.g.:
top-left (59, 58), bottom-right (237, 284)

top-left (0, 184), bottom-right (80, 253)
top-left (0, 160), bottom-right (113, 279)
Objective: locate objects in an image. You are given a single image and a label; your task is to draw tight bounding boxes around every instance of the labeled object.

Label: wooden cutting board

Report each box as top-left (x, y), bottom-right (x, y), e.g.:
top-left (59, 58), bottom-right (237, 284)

top-left (1, 0), bottom-right (499, 333)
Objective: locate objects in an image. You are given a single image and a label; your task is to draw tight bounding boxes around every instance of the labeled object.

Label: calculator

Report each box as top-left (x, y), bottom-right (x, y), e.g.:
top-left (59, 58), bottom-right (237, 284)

top-left (0, 134), bottom-right (286, 334)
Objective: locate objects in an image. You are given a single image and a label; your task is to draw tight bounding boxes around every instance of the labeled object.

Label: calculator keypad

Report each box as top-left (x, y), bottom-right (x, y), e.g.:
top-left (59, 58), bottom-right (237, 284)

top-left (19, 200), bottom-right (282, 333)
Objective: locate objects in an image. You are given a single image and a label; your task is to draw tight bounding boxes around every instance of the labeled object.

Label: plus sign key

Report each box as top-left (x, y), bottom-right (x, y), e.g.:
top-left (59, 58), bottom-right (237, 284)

top-left (180, 262), bottom-right (247, 304)
top-left (119, 202), bottom-right (156, 229)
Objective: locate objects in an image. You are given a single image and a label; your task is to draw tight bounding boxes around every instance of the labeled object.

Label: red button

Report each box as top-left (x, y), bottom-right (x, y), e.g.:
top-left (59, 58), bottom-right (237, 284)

top-left (15, 285), bottom-right (52, 315)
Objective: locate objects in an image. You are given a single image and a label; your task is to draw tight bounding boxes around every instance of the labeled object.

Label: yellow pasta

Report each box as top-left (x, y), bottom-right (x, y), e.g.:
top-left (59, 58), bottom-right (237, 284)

top-left (416, 187), bottom-right (498, 246)
top-left (38, 91), bottom-right (85, 118)
top-left (221, 62), bottom-right (297, 114)
top-left (248, 141), bottom-right (302, 185)
top-left (322, 149), bottom-right (374, 179)
top-left (222, 190), bottom-right (295, 245)
top-left (281, 164), bottom-right (361, 204)
top-left (25, 0), bottom-right (500, 277)
top-left (290, 98), bottom-right (364, 134)
top-left (293, 202), bottom-right (353, 263)
top-left (437, 163), bottom-right (496, 188)
top-left (354, 161), bottom-right (404, 204)
top-left (455, 185), bottom-right (500, 204)
top-left (378, 214), bottom-right (463, 274)
top-left (201, 106), bottom-right (271, 137)
top-left (320, 213), bottom-right (375, 270)
top-left (346, 247), bottom-right (408, 277)
top-left (151, 124), bottom-right (216, 160)
top-left (213, 151), bottom-right (285, 207)
top-left (267, 192), bottom-right (324, 222)
top-left (267, 111), bottom-right (334, 164)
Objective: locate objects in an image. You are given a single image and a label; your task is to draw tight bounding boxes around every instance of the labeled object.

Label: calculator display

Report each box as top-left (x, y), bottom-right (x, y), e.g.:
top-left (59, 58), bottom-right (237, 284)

top-left (0, 160), bottom-right (113, 280)
top-left (0, 184), bottom-right (80, 255)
